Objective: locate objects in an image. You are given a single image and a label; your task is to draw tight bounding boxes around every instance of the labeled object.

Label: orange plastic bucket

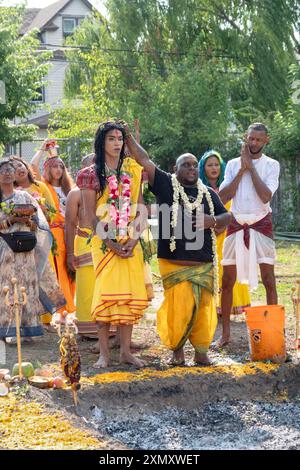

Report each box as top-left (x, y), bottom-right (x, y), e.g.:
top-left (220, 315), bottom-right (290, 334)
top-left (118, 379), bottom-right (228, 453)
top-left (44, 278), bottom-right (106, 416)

top-left (244, 305), bottom-right (286, 363)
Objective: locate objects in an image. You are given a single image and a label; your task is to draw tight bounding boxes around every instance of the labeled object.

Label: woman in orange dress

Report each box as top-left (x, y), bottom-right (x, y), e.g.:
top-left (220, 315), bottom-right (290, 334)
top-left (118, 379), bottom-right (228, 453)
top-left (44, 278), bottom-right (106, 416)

top-left (31, 141), bottom-right (75, 313)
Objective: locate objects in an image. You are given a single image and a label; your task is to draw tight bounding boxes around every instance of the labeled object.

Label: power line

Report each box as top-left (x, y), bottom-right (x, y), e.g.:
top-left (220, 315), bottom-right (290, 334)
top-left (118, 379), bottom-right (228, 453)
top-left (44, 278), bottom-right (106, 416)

top-left (36, 43), bottom-right (240, 60)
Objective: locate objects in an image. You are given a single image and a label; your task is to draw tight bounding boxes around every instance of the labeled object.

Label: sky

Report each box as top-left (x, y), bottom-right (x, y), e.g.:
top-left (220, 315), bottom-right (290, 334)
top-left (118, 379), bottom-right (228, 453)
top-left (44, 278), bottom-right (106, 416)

top-left (1, 0), bottom-right (105, 14)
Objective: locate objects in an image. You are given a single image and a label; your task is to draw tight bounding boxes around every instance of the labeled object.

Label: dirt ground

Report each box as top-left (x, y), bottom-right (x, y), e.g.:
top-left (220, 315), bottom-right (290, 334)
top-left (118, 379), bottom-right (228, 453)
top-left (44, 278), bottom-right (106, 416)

top-left (1, 274), bottom-right (300, 450)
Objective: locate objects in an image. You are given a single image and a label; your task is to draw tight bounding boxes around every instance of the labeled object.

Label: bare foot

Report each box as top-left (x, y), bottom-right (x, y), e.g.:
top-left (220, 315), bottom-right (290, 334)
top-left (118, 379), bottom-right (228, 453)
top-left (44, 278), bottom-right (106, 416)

top-left (93, 355), bottom-right (109, 369)
top-left (43, 324), bottom-right (57, 333)
top-left (130, 340), bottom-right (148, 350)
top-left (213, 334), bottom-right (230, 349)
top-left (109, 338), bottom-right (147, 350)
top-left (89, 340), bottom-right (100, 354)
top-left (23, 337), bottom-right (35, 343)
top-left (120, 352), bottom-right (145, 368)
top-left (167, 348), bottom-right (185, 366)
top-left (194, 352), bottom-right (213, 366)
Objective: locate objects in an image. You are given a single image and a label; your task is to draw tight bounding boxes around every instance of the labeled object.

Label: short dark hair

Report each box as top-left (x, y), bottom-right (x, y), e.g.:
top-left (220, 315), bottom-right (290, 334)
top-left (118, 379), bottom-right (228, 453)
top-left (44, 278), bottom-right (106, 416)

top-left (247, 122), bottom-right (268, 135)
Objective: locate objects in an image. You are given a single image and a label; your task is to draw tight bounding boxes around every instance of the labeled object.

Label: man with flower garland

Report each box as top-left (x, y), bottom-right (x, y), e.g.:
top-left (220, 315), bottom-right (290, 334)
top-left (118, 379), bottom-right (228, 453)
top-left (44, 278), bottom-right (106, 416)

top-left (77, 121), bottom-right (150, 369)
top-left (126, 130), bottom-right (231, 366)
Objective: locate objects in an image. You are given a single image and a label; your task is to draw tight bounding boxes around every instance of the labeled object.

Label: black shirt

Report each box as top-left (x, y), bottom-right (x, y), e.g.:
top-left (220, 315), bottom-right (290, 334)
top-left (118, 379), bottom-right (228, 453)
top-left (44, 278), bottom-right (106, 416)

top-left (150, 167), bottom-right (228, 262)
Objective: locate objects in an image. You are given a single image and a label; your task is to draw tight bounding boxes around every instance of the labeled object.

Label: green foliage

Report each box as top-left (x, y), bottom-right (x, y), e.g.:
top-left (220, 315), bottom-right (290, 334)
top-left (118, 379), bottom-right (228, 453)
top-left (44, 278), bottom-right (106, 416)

top-left (0, 5), bottom-right (51, 145)
top-left (54, 0), bottom-right (299, 167)
top-left (52, 0), bottom-right (300, 234)
top-left (266, 64), bottom-right (300, 231)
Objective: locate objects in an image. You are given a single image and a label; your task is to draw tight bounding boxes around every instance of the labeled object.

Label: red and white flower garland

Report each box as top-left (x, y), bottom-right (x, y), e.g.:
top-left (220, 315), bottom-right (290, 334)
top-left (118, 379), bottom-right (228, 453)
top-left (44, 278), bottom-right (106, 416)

top-left (107, 171), bottom-right (131, 237)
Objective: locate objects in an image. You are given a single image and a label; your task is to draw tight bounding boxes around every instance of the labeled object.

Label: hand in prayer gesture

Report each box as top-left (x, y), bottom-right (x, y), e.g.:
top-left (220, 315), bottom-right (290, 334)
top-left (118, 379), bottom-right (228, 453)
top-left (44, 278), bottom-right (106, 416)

top-left (241, 141), bottom-right (253, 171)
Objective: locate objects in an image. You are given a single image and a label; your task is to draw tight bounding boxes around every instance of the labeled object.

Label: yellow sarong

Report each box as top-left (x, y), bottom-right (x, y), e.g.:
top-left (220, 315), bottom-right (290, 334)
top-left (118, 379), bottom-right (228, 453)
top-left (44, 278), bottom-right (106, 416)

top-left (74, 228), bottom-right (97, 336)
top-left (158, 259), bottom-right (217, 353)
top-left (91, 158), bottom-right (149, 325)
top-left (217, 201), bottom-right (251, 314)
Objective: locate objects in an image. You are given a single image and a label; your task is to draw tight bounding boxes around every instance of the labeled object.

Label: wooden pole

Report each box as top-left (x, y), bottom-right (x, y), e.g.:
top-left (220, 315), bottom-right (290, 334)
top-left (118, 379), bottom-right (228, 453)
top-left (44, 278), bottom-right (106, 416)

top-left (292, 280), bottom-right (300, 353)
top-left (3, 279), bottom-right (27, 379)
top-left (12, 278), bottom-right (23, 378)
top-left (296, 280), bottom-right (300, 352)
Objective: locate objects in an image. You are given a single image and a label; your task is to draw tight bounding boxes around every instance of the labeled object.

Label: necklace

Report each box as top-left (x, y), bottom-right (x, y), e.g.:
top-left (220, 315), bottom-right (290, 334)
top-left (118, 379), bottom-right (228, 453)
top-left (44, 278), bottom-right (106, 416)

top-left (170, 174), bottom-right (219, 298)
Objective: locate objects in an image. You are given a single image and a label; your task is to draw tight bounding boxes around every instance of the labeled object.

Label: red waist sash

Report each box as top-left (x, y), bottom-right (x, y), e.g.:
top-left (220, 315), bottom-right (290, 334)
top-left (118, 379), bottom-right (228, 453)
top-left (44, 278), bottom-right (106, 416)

top-left (226, 213), bottom-right (273, 249)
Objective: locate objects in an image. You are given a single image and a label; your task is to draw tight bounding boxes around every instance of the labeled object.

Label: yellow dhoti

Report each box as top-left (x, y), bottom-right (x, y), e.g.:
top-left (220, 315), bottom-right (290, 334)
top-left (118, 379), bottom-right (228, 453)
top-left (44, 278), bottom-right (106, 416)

top-left (157, 259), bottom-right (217, 353)
top-left (74, 228), bottom-right (97, 336)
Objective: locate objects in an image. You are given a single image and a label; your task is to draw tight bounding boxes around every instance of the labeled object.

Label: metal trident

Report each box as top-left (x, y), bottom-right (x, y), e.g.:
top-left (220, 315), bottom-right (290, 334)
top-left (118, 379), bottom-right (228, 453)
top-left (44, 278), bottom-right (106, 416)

top-left (3, 277), bottom-right (27, 378)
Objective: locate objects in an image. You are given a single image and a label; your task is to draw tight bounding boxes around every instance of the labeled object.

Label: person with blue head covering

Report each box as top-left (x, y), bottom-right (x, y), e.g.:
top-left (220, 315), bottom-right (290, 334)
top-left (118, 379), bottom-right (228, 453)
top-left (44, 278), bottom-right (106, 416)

top-left (199, 149), bottom-right (251, 323)
top-left (198, 150), bottom-right (226, 192)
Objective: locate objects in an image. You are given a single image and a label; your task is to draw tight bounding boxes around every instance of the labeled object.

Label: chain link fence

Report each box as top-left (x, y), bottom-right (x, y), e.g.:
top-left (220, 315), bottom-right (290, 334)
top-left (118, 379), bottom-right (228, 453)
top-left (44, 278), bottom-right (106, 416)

top-left (5, 138), bottom-right (300, 231)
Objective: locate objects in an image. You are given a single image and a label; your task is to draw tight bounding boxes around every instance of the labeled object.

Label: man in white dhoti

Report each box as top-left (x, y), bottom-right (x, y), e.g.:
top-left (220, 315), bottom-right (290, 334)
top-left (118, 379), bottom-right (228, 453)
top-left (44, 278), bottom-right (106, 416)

top-left (217, 123), bottom-right (280, 346)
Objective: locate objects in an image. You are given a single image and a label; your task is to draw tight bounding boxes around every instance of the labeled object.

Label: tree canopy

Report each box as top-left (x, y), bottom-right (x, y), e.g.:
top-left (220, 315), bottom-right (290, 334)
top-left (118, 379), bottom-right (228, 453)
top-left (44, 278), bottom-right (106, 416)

top-left (51, 0), bottom-right (300, 168)
top-left (0, 5), bottom-right (50, 150)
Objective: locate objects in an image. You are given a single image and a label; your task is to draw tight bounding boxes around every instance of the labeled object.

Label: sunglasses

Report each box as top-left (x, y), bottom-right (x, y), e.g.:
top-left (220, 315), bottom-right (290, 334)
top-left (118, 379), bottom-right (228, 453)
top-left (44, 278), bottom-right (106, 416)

top-left (0, 166), bottom-right (15, 174)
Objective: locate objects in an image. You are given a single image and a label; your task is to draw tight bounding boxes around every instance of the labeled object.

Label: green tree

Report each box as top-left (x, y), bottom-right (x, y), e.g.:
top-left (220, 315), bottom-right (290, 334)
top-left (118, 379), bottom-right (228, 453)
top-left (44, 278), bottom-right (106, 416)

top-left (0, 5), bottom-right (50, 150)
top-left (53, 1), bottom-right (300, 167)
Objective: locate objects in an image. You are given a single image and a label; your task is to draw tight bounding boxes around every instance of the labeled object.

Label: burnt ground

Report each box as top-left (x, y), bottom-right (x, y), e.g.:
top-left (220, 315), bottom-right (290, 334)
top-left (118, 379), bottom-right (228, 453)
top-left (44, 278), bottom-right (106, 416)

top-left (1, 277), bottom-right (300, 450)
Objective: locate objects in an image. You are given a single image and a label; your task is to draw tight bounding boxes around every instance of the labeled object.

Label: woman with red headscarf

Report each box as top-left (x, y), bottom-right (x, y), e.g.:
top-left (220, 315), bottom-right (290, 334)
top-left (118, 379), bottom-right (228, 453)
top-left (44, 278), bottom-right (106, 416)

top-left (31, 140), bottom-right (76, 313)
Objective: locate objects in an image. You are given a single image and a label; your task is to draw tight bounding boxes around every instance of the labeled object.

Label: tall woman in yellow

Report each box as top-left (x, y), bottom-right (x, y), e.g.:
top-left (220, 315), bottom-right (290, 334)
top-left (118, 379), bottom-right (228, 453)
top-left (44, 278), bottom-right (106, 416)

top-left (199, 150), bottom-right (250, 315)
top-left (77, 121), bottom-right (149, 369)
top-left (31, 142), bottom-right (76, 313)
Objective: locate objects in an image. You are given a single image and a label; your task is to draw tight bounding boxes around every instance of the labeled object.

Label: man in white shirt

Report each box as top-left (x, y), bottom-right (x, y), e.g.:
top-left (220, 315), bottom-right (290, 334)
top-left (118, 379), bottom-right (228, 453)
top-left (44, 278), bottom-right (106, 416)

top-left (218, 123), bottom-right (280, 347)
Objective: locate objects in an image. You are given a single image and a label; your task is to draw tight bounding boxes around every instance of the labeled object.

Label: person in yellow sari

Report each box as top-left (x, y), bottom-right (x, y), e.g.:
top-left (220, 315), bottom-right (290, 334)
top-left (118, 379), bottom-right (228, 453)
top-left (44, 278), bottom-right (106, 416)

top-left (30, 141), bottom-right (76, 313)
top-left (198, 150), bottom-right (251, 317)
top-left (77, 121), bottom-right (150, 369)
top-left (125, 132), bottom-right (231, 366)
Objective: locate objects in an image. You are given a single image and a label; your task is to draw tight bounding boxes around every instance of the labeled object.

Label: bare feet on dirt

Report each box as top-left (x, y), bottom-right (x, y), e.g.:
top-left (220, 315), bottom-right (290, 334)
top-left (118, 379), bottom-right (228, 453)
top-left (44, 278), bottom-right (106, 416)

top-left (194, 352), bottom-right (213, 366)
top-left (168, 348), bottom-right (185, 366)
top-left (120, 352), bottom-right (145, 368)
top-left (93, 354), bottom-right (109, 369)
top-left (213, 334), bottom-right (230, 349)
top-left (90, 339), bottom-right (147, 354)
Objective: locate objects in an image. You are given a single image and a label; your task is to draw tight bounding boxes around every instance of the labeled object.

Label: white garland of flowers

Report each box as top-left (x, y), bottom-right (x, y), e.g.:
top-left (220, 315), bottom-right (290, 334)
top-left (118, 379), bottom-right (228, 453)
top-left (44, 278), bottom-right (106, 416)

top-left (170, 174), bottom-right (219, 298)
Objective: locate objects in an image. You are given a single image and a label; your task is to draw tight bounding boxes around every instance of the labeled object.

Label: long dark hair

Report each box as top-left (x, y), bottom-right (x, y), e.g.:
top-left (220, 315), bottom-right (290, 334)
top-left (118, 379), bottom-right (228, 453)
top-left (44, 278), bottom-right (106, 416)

top-left (10, 156), bottom-right (38, 187)
top-left (94, 121), bottom-right (126, 195)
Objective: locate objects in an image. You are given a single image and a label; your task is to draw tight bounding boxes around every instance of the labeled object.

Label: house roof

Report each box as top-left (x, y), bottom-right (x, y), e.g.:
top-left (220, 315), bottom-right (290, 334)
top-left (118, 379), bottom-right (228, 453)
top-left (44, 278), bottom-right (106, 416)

top-left (21, 0), bottom-right (93, 34)
top-left (21, 8), bottom-right (41, 34)
top-left (25, 113), bottom-right (53, 129)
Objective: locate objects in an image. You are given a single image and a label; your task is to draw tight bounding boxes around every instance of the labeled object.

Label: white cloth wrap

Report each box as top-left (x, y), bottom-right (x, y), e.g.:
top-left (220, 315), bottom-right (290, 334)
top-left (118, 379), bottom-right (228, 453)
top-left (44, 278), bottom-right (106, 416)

top-left (221, 213), bottom-right (275, 290)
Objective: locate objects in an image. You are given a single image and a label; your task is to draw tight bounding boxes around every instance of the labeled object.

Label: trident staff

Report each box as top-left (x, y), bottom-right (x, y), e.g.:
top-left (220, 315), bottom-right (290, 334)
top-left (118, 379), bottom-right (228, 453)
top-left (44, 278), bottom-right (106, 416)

top-left (3, 278), bottom-right (27, 378)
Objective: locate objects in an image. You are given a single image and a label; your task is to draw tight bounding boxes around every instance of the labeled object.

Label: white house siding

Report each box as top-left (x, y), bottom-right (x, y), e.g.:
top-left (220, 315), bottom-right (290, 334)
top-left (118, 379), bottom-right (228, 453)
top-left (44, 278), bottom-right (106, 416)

top-left (13, 0), bottom-right (93, 156)
top-left (61, 0), bottom-right (91, 18)
top-left (46, 60), bottom-right (69, 108)
top-left (44, 0), bottom-right (92, 46)
top-left (44, 17), bottom-right (63, 46)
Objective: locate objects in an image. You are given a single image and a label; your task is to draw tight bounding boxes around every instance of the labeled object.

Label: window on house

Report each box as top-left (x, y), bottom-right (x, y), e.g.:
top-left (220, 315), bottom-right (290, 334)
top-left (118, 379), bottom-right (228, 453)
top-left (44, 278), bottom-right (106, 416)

top-left (63, 17), bottom-right (84, 37)
top-left (30, 86), bottom-right (45, 104)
